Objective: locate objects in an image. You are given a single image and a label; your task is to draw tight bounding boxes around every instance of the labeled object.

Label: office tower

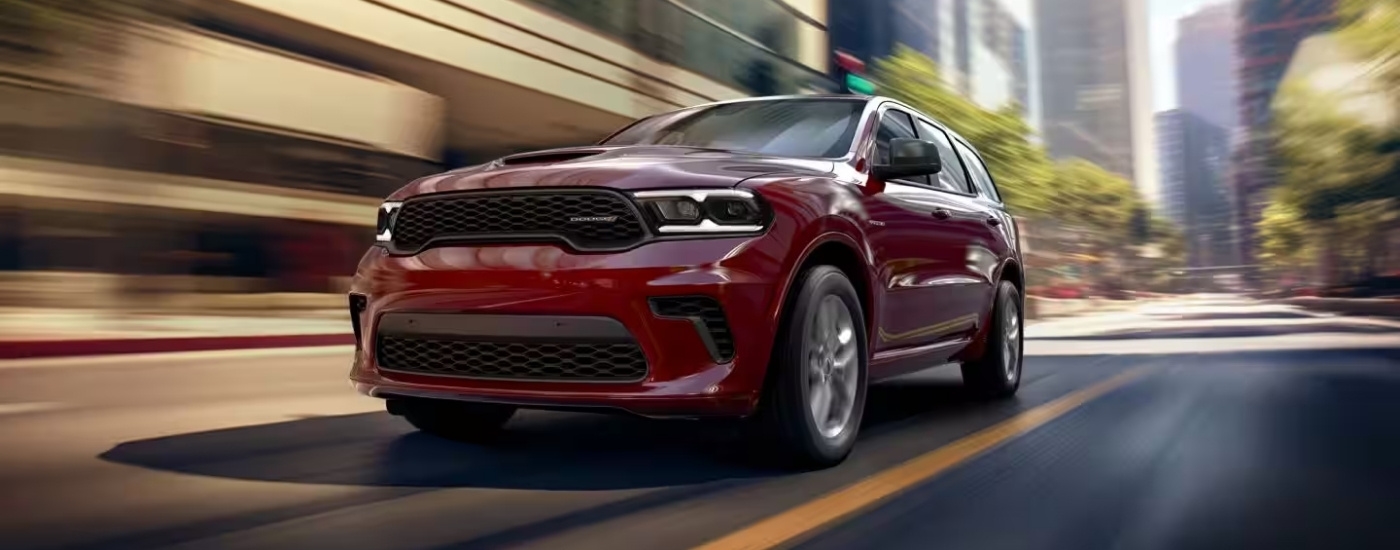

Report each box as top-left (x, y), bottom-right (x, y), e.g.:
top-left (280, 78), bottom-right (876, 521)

top-left (1036, 0), bottom-right (1157, 205)
top-left (1233, 0), bottom-right (1336, 264)
top-left (1158, 110), bottom-right (1234, 267)
top-left (1177, 3), bottom-right (1239, 134)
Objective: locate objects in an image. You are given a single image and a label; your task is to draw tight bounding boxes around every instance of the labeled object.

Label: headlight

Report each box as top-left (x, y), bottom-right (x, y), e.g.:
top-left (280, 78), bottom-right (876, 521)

top-left (631, 189), bottom-right (770, 234)
top-left (376, 201), bottom-right (403, 243)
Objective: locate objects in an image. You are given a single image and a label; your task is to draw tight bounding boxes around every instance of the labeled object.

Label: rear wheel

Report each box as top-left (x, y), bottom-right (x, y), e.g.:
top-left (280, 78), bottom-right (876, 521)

top-left (961, 280), bottom-right (1023, 398)
top-left (752, 265), bottom-right (868, 469)
top-left (393, 398), bottom-right (517, 442)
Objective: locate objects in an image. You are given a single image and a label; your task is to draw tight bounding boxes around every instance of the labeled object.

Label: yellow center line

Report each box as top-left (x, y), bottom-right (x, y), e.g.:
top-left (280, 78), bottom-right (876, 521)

top-left (692, 367), bottom-right (1153, 550)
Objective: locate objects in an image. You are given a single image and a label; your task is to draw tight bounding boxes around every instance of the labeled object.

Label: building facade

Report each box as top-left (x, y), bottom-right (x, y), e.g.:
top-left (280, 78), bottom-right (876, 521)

top-left (1035, 0), bottom-right (1157, 205)
top-left (828, 0), bottom-right (1028, 115)
top-left (0, 0), bottom-right (831, 307)
top-left (1232, 0), bottom-right (1336, 265)
top-left (1177, 3), bottom-right (1239, 135)
top-left (1157, 110), bottom-right (1234, 268)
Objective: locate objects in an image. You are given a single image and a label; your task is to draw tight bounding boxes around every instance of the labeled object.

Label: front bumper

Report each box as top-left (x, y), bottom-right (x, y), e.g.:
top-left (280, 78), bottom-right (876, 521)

top-left (348, 236), bottom-right (782, 418)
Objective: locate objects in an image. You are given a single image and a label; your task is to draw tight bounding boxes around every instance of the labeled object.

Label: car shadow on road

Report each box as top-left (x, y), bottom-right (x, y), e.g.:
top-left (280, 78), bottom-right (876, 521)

top-left (97, 372), bottom-right (981, 492)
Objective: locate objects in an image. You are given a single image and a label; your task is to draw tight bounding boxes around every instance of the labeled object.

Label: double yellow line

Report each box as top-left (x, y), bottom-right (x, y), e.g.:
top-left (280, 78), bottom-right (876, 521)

top-left (694, 367), bottom-right (1152, 550)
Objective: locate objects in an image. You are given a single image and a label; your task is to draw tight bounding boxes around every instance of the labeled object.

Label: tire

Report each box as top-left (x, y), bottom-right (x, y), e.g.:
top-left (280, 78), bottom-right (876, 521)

top-left (751, 265), bottom-right (868, 469)
top-left (961, 280), bottom-right (1024, 398)
top-left (396, 399), bottom-right (517, 443)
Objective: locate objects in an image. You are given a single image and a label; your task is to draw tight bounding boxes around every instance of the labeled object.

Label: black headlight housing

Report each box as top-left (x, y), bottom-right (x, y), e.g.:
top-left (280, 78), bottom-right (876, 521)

top-left (631, 189), bottom-right (771, 235)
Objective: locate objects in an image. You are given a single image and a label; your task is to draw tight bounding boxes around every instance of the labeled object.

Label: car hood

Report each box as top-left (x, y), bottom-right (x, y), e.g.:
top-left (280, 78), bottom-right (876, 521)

top-left (389, 145), bottom-right (835, 200)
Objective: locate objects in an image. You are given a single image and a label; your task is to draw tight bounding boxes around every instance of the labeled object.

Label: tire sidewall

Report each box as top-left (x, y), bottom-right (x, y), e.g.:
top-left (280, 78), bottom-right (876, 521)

top-left (781, 266), bottom-right (868, 460)
top-left (999, 281), bottom-right (1024, 390)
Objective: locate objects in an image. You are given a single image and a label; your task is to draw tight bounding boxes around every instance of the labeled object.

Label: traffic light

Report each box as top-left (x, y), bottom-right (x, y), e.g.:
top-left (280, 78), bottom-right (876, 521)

top-left (845, 74), bottom-right (876, 95)
top-left (834, 51), bottom-right (875, 95)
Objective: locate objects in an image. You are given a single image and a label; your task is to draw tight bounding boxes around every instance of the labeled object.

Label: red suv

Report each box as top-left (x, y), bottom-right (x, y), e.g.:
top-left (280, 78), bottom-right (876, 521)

top-left (349, 96), bottom-right (1024, 468)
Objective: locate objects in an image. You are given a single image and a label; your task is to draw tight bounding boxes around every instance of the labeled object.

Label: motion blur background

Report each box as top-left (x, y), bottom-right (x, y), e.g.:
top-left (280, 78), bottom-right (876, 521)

top-left (0, 0), bottom-right (1395, 339)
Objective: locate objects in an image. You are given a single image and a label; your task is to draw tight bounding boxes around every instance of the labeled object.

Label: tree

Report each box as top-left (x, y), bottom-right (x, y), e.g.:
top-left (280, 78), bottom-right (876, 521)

top-left (1271, 76), bottom-right (1399, 284)
top-left (1047, 159), bottom-right (1139, 235)
top-left (1337, 0), bottom-right (1400, 97)
top-left (1257, 199), bottom-right (1314, 276)
top-left (1273, 81), bottom-right (1396, 221)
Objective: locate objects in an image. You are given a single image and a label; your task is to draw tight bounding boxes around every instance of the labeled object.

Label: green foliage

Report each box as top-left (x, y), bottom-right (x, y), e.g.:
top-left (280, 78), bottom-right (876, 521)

top-left (1337, 0), bottom-right (1400, 93)
top-left (1257, 199), bottom-right (1315, 270)
top-left (1047, 158), bottom-right (1140, 236)
top-left (1273, 81), bottom-right (1397, 222)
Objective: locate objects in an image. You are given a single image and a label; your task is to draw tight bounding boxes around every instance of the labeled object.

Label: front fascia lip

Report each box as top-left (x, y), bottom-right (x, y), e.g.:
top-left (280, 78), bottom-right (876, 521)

top-left (630, 189), bottom-right (768, 235)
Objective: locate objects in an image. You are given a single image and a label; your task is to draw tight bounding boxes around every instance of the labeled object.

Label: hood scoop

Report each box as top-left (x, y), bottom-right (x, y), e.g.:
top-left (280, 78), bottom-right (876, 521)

top-left (498, 147), bottom-right (611, 166)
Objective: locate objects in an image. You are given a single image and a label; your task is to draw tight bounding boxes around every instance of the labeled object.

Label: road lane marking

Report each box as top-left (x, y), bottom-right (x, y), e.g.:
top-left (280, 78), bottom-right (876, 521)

top-left (0, 402), bottom-right (68, 416)
top-left (692, 367), bottom-right (1153, 550)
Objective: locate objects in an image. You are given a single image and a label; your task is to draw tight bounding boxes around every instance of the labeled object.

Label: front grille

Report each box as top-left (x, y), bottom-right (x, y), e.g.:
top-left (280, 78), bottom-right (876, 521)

top-left (376, 335), bottom-right (649, 381)
top-left (390, 190), bottom-right (646, 251)
top-left (650, 296), bottom-right (735, 361)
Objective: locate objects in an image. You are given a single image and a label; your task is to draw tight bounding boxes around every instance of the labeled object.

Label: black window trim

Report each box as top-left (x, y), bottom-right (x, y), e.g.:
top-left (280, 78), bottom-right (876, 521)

top-left (870, 104), bottom-right (934, 188)
top-left (951, 137), bottom-right (1005, 204)
top-left (911, 116), bottom-right (979, 197)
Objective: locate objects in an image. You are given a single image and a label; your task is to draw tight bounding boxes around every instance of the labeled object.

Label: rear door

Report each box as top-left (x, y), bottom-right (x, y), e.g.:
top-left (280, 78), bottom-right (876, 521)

top-left (912, 120), bottom-right (1010, 334)
top-left (951, 137), bottom-right (1016, 275)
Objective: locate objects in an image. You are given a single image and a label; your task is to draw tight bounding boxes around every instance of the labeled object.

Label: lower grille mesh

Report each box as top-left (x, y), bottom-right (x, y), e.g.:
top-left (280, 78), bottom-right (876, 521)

top-left (650, 296), bottom-right (735, 361)
top-left (376, 336), bottom-right (648, 381)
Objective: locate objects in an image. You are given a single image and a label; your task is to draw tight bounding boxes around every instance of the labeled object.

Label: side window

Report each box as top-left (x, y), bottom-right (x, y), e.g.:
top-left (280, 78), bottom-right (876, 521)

top-left (954, 140), bottom-right (1002, 202)
top-left (874, 110), bottom-right (930, 185)
top-left (914, 120), bottom-right (973, 193)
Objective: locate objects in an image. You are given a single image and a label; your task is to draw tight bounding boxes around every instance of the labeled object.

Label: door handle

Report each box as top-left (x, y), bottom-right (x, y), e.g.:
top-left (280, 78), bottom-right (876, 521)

top-left (931, 208), bottom-right (951, 220)
top-left (985, 216), bottom-right (1002, 226)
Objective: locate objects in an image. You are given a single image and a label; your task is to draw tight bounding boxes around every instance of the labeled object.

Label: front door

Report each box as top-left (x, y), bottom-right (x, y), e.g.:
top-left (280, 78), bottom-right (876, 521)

top-left (862, 107), bottom-right (965, 355)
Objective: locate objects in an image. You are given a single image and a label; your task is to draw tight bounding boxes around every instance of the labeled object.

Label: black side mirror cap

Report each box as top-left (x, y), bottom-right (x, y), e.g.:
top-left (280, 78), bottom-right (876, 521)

top-left (872, 137), bottom-right (942, 180)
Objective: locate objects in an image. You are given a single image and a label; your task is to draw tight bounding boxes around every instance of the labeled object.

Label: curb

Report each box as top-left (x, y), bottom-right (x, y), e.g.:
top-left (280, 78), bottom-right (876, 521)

top-left (0, 333), bottom-right (354, 360)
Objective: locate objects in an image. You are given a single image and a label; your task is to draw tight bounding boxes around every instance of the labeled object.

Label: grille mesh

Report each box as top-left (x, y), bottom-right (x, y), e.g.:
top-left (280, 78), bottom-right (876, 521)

top-left (390, 191), bottom-right (645, 251)
top-left (650, 296), bottom-right (735, 361)
top-left (376, 335), bottom-right (648, 381)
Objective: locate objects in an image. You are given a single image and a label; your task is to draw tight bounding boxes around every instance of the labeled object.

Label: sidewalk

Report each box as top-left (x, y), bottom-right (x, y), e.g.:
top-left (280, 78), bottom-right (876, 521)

top-left (1, 296), bottom-right (1150, 360)
top-left (0, 308), bottom-right (352, 359)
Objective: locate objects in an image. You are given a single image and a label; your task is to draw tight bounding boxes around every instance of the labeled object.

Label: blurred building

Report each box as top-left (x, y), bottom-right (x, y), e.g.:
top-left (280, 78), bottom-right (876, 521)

top-left (1177, 3), bottom-right (1239, 135)
top-left (1232, 0), bottom-right (1336, 266)
top-left (1156, 110), bottom-right (1233, 268)
top-left (827, 0), bottom-right (1029, 115)
top-left (1035, 0), bottom-right (1157, 206)
top-left (0, 0), bottom-right (831, 308)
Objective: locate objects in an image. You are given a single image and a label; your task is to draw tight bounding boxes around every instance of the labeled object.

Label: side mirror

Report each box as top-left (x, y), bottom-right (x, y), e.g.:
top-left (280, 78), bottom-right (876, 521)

top-left (872, 138), bottom-right (942, 180)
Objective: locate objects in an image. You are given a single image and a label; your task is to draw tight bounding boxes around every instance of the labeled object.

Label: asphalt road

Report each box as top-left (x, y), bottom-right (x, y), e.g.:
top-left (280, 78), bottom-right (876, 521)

top-left (2, 295), bottom-right (1399, 550)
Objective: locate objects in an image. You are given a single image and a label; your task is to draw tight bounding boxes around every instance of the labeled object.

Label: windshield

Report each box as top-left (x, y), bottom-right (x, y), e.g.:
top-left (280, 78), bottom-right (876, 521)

top-left (601, 98), bottom-right (865, 158)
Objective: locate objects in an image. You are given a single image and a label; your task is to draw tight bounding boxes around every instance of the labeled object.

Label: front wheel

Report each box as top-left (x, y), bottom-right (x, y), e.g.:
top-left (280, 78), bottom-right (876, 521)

top-left (752, 265), bottom-right (868, 469)
top-left (961, 280), bottom-right (1024, 398)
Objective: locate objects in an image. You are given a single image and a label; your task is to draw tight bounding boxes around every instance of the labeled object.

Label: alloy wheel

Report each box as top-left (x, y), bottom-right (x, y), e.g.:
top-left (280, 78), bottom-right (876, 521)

top-left (807, 295), bottom-right (859, 439)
